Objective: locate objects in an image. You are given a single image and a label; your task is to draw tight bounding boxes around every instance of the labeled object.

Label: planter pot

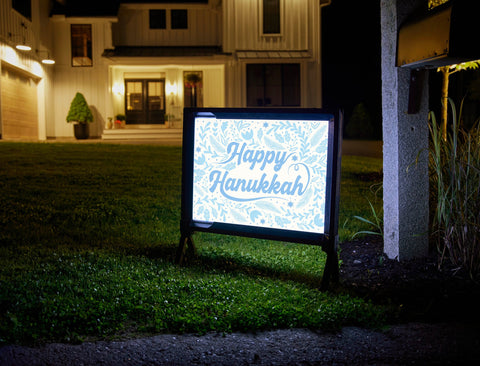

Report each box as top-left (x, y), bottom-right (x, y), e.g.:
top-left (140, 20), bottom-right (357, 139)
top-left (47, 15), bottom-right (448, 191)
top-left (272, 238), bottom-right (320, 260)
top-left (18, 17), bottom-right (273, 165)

top-left (74, 123), bottom-right (89, 140)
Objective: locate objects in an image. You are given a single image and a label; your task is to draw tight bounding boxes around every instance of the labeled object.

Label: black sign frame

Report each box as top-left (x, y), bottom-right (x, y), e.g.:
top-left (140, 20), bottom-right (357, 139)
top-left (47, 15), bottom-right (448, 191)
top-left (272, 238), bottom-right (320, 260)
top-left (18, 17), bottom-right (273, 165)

top-left (177, 108), bottom-right (342, 289)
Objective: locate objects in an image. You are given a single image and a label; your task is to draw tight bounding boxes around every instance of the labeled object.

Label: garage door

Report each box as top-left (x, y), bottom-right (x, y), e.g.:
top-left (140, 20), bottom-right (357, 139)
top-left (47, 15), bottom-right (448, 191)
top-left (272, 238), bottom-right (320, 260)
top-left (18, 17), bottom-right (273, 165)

top-left (1, 65), bottom-right (38, 140)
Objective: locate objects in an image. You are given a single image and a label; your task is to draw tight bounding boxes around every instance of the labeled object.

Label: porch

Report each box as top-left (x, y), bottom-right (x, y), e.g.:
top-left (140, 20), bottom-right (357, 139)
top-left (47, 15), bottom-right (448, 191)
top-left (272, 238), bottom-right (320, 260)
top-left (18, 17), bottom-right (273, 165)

top-left (101, 124), bottom-right (182, 144)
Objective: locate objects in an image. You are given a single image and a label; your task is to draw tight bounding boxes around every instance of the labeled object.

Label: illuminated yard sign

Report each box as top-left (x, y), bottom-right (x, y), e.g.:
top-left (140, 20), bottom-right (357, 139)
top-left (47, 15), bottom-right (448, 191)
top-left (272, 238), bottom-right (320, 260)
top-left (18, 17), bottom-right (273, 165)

top-left (178, 108), bottom-right (342, 287)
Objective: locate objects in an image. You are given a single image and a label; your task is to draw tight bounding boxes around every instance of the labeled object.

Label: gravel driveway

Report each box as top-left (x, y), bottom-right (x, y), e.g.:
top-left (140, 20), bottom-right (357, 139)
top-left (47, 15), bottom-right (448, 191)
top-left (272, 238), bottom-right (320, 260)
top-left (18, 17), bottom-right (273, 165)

top-left (2, 322), bottom-right (479, 365)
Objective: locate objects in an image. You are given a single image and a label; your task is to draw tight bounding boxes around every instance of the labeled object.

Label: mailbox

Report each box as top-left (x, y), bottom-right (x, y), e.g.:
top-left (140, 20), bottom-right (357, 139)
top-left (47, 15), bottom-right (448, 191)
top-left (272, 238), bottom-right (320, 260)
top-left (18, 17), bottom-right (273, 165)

top-left (397, 1), bottom-right (480, 68)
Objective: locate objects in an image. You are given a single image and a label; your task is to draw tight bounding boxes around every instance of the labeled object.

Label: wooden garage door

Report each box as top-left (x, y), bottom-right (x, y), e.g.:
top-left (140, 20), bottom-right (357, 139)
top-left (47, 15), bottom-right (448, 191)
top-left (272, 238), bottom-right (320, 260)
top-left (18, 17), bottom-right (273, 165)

top-left (1, 65), bottom-right (38, 140)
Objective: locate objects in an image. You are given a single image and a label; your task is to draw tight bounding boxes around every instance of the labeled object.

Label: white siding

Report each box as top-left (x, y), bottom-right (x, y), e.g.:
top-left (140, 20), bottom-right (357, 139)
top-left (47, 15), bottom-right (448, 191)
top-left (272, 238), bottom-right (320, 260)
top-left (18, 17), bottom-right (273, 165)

top-left (223, 0), bottom-right (314, 52)
top-left (203, 66), bottom-right (225, 107)
top-left (113, 5), bottom-right (221, 46)
top-left (51, 19), bottom-right (114, 137)
top-left (53, 68), bottom-right (109, 138)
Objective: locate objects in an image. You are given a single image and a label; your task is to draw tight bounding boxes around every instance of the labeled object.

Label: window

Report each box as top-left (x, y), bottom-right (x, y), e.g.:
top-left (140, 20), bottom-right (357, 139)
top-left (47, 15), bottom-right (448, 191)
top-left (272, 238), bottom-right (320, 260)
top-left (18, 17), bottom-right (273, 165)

top-left (149, 9), bottom-right (166, 29)
top-left (263, 0), bottom-right (280, 34)
top-left (247, 64), bottom-right (300, 107)
top-left (71, 25), bottom-right (92, 67)
top-left (171, 9), bottom-right (188, 29)
top-left (12, 0), bottom-right (31, 20)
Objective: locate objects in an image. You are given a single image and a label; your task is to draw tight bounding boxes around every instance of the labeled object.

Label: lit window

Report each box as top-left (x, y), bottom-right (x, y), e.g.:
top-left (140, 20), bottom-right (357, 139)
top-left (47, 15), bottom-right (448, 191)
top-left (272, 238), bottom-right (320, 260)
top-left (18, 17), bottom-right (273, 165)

top-left (149, 9), bottom-right (166, 29)
top-left (171, 9), bottom-right (188, 29)
top-left (71, 25), bottom-right (92, 67)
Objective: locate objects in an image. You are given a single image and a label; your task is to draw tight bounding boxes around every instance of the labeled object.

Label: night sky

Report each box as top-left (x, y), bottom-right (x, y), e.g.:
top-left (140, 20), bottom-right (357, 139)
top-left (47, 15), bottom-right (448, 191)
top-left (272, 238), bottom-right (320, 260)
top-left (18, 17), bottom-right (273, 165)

top-left (322, 0), bottom-right (382, 139)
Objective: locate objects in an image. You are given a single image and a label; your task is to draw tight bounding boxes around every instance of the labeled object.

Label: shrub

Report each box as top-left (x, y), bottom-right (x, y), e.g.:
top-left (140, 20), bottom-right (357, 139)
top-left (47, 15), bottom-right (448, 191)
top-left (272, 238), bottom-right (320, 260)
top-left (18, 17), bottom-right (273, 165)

top-left (429, 99), bottom-right (480, 278)
top-left (345, 102), bottom-right (374, 140)
top-left (66, 92), bottom-right (93, 124)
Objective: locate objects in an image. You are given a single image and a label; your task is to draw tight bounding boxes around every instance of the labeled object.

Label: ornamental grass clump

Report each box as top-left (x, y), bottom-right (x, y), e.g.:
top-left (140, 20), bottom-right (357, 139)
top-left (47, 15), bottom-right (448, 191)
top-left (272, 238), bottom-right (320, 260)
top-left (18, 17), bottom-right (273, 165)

top-left (429, 99), bottom-right (480, 279)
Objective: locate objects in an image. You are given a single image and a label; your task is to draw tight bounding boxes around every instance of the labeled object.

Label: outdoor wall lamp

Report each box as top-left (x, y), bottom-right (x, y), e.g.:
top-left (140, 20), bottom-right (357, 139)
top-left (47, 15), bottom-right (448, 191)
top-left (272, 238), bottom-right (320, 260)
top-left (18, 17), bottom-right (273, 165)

top-left (37, 50), bottom-right (55, 65)
top-left (9, 22), bottom-right (31, 51)
top-left (166, 82), bottom-right (178, 96)
top-left (8, 32), bottom-right (31, 51)
top-left (167, 82), bottom-right (178, 106)
top-left (112, 83), bottom-right (124, 95)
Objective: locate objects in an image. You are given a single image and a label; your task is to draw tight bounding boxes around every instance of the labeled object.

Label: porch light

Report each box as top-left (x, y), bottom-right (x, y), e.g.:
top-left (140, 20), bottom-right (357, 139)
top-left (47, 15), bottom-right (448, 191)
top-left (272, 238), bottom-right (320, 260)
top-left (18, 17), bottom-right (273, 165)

top-left (112, 83), bottom-right (125, 95)
top-left (166, 82), bottom-right (178, 95)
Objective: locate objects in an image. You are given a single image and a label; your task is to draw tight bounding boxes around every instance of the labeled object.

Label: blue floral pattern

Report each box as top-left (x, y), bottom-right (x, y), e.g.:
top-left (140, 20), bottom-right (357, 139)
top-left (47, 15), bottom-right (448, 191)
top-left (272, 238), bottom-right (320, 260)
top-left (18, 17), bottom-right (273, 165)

top-left (193, 118), bottom-right (329, 233)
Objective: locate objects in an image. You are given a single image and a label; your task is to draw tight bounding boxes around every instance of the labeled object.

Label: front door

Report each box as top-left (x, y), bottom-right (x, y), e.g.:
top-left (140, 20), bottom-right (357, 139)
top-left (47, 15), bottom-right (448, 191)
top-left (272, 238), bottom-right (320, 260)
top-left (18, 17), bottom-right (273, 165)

top-left (125, 79), bottom-right (165, 124)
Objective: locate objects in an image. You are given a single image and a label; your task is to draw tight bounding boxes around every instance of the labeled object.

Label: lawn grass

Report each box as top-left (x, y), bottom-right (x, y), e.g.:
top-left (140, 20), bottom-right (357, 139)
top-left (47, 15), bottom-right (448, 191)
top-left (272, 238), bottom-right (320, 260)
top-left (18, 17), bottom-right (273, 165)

top-left (0, 142), bottom-right (383, 345)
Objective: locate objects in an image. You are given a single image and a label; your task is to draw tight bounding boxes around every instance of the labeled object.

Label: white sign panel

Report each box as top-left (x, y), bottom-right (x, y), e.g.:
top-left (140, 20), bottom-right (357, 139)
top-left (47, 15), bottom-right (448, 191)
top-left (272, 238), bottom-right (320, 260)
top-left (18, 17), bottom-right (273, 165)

top-left (192, 117), bottom-right (330, 234)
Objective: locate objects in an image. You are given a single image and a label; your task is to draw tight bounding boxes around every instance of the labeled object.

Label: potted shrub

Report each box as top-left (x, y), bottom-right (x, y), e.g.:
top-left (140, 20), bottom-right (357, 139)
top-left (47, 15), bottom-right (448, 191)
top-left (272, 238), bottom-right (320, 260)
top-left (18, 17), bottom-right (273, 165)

top-left (115, 114), bottom-right (126, 128)
top-left (66, 92), bottom-right (93, 139)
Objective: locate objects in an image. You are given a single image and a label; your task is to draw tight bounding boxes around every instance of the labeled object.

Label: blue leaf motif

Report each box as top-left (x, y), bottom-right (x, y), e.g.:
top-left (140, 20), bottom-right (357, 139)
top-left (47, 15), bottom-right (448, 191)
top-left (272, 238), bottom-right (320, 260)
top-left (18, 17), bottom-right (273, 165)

top-left (275, 216), bottom-right (291, 228)
top-left (255, 201), bottom-right (281, 214)
top-left (296, 187), bottom-right (313, 209)
top-left (221, 121), bottom-right (229, 133)
top-left (209, 136), bottom-right (225, 154)
top-left (195, 170), bottom-right (206, 178)
top-left (195, 154), bottom-right (205, 165)
top-left (310, 125), bottom-right (328, 147)
top-left (257, 129), bottom-right (263, 141)
top-left (275, 216), bottom-right (285, 228)
top-left (264, 136), bottom-right (284, 150)
top-left (305, 155), bottom-right (317, 165)
top-left (249, 210), bottom-right (261, 222)
top-left (204, 209), bottom-right (210, 222)
top-left (230, 208), bottom-right (246, 223)
top-left (314, 213), bottom-right (324, 228)
top-left (274, 132), bottom-right (284, 143)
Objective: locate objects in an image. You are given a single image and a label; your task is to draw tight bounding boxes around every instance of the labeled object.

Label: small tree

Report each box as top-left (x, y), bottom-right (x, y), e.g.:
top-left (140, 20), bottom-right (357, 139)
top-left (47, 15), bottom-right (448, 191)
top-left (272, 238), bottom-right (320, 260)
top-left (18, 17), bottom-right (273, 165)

top-left (66, 92), bottom-right (93, 124)
top-left (437, 61), bottom-right (480, 140)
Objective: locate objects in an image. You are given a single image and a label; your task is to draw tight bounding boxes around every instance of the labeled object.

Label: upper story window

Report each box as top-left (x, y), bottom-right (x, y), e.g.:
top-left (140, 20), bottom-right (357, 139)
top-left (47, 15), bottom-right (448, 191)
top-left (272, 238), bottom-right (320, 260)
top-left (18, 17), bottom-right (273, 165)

top-left (12, 0), bottom-right (31, 20)
top-left (149, 9), bottom-right (188, 30)
top-left (171, 9), bottom-right (188, 29)
top-left (262, 0), bottom-right (281, 35)
top-left (149, 9), bottom-right (166, 29)
top-left (71, 25), bottom-right (92, 67)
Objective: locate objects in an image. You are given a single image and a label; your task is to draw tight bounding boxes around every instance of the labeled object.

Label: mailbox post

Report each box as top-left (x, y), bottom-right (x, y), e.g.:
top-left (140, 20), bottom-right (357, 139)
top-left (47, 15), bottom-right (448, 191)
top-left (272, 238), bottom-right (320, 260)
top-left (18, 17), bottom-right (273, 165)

top-left (381, 0), bottom-right (480, 261)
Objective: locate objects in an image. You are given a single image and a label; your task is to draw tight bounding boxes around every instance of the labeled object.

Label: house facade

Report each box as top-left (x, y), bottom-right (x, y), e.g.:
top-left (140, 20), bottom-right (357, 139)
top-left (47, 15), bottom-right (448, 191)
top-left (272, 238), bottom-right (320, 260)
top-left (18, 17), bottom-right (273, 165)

top-left (0, 0), bottom-right (330, 141)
